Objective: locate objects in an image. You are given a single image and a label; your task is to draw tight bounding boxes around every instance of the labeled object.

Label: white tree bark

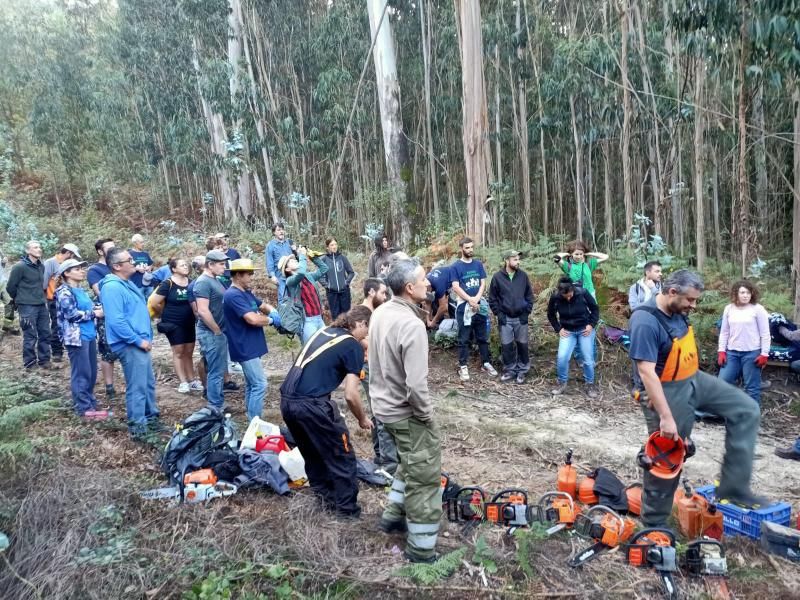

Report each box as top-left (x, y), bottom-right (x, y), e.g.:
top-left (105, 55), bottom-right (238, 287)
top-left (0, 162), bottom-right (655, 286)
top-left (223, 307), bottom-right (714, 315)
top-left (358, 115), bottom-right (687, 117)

top-left (793, 84), bottom-right (800, 322)
top-left (228, 0), bottom-right (251, 218)
top-left (693, 57), bottom-right (706, 271)
top-left (367, 0), bottom-right (412, 248)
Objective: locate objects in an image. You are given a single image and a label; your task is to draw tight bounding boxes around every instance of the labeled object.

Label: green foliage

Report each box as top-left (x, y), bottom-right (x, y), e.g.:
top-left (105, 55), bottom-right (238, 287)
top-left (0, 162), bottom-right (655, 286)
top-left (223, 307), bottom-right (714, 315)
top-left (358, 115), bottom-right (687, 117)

top-left (513, 525), bottom-right (548, 580)
top-left (393, 547), bottom-right (467, 585)
top-left (472, 535), bottom-right (498, 574)
top-left (75, 504), bottom-right (136, 567)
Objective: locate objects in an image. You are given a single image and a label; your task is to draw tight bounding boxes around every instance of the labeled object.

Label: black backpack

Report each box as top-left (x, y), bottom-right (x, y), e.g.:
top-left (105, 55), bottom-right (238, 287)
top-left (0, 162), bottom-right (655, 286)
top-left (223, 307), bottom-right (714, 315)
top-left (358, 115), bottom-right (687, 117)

top-left (160, 407), bottom-right (238, 487)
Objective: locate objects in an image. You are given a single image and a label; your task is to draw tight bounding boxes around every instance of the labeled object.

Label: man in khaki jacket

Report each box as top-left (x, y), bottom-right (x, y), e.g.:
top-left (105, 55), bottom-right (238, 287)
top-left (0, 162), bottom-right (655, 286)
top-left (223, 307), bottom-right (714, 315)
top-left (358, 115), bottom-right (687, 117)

top-left (369, 258), bottom-right (441, 564)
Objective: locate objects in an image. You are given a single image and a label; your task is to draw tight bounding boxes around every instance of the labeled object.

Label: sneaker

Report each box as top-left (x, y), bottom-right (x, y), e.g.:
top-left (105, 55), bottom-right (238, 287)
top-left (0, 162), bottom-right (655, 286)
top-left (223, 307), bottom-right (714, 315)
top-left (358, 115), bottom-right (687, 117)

top-left (551, 382), bottom-right (568, 395)
top-left (228, 362), bottom-right (243, 374)
top-left (189, 379), bottom-right (205, 392)
top-left (500, 372), bottom-right (514, 382)
top-left (458, 366), bottom-right (470, 382)
top-left (515, 373), bottom-right (526, 385)
top-left (774, 446), bottom-right (800, 461)
top-left (481, 362), bottom-right (498, 377)
top-left (82, 410), bottom-right (111, 421)
top-left (378, 518), bottom-right (408, 534)
top-left (177, 382), bottom-right (191, 394)
top-left (223, 380), bottom-right (240, 392)
top-left (586, 384), bottom-right (599, 399)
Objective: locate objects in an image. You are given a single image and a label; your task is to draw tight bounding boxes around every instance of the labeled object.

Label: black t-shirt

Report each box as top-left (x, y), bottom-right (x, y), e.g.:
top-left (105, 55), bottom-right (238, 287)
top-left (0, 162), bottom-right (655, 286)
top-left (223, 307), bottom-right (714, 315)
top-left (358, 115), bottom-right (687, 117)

top-left (157, 278), bottom-right (194, 325)
top-left (628, 300), bottom-right (690, 377)
top-left (294, 328), bottom-right (364, 397)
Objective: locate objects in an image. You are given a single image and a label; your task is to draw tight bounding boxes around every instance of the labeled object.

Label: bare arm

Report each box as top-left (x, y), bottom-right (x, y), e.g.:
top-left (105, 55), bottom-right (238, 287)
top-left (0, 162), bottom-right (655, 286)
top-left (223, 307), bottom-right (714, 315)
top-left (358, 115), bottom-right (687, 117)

top-left (196, 297), bottom-right (222, 334)
top-left (343, 373), bottom-right (372, 429)
top-left (243, 311), bottom-right (269, 326)
top-left (587, 251), bottom-right (609, 263)
top-left (637, 360), bottom-right (678, 439)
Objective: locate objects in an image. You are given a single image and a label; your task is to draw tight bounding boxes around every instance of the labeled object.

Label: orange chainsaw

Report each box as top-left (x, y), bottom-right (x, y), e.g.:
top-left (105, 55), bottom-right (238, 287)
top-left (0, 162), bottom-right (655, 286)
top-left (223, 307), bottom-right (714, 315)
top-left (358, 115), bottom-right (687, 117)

top-left (535, 491), bottom-right (580, 536)
top-left (568, 505), bottom-right (635, 567)
top-left (484, 489), bottom-right (533, 532)
top-left (625, 528), bottom-right (679, 599)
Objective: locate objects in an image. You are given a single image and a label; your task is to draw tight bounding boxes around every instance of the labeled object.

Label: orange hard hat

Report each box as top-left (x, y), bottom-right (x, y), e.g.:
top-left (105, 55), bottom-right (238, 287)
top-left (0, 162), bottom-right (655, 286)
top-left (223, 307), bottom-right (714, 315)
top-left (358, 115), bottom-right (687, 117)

top-left (638, 432), bottom-right (685, 479)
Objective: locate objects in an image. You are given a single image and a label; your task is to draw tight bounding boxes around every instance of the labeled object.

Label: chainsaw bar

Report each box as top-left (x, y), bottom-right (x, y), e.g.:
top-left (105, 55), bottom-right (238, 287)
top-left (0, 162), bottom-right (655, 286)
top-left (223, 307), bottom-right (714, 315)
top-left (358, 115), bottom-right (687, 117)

top-left (567, 541), bottom-right (609, 567)
top-left (140, 487), bottom-right (180, 500)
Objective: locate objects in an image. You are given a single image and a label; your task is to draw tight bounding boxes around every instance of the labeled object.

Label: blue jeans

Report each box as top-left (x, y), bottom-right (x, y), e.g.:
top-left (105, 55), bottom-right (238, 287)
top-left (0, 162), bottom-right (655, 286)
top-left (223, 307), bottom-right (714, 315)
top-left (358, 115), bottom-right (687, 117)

top-left (117, 344), bottom-right (159, 434)
top-left (718, 348), bottom-right (762, 404)
top-left (556, 329), bottom-right (596, 384)
top-left (67, 338), bottom-right (98, 415)
top-left (240, 357), bottom-right (267, 420)
top-left (197, 329), bottom-right (229, 410)
top-left (300, 315), bottom-right (325, 345)
top-left (277, 276), bottom-right (287, 302)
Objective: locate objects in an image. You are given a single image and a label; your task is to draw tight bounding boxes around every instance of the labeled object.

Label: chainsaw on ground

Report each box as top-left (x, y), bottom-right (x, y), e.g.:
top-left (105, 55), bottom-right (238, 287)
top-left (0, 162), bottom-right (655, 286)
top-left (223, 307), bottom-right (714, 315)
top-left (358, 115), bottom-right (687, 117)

top-left (445, 486), bottom-right (487, 523)
top-left (484, 488), bottom-right (533, 532)
top-left (140, 468), bottom-right (238, 503)
top-left (624, 528), bottom-right (679, 599)
top-left (535, 491), bottom-right (580, 536)
top-left (684, 538), bottom-right (731, 600)
top-left (568, 505), bottom-right (635, 567)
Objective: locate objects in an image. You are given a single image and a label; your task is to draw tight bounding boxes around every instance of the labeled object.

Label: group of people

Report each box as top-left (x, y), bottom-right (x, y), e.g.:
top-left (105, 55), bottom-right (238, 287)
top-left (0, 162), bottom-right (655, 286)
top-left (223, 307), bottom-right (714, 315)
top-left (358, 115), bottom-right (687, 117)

top-left (3, 229), bottom-right (800, 566)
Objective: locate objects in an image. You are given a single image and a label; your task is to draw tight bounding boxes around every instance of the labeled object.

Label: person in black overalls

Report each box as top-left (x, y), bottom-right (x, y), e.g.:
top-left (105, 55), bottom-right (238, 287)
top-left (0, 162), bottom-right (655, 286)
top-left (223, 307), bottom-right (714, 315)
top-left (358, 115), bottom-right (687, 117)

top-left (280, 305), bottom-right (374, 517)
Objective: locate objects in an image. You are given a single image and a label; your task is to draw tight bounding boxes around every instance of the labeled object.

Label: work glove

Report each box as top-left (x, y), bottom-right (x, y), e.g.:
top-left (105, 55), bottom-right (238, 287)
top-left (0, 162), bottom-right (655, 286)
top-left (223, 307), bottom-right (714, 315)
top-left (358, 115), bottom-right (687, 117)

top-left (717, 351), bottom-right (727, 367)
top-left (754, 354), bottom-right (768, 368)
top-left (269, 311), bottom-right (282, 329)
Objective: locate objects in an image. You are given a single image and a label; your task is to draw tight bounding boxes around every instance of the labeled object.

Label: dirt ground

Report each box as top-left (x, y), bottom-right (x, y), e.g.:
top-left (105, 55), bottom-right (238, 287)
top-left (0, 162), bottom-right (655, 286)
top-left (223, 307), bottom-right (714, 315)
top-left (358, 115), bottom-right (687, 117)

top-left (1, 325), bottom-right (800, 599)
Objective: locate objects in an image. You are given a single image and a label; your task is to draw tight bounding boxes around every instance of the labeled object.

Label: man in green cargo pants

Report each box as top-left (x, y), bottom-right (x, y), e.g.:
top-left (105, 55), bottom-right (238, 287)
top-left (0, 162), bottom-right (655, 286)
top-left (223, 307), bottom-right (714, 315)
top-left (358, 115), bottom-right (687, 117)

top-left (629, 269), bottom-right (767, 527)
top-left (368, 257), bottom-right (442, 564)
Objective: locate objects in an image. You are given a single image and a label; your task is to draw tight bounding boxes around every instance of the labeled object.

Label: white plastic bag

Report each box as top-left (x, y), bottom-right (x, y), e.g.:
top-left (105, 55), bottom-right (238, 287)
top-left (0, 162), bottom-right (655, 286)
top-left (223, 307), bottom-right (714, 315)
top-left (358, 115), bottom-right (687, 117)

top-left (241, 417), bottom-right (281, 450)
top-left (279, 447), bottom-right (307, 482)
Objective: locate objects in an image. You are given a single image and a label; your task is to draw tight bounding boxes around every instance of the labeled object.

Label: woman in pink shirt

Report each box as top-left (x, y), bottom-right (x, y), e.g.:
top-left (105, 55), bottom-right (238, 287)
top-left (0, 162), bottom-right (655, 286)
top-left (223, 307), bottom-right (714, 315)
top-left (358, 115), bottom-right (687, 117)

top-left (717, 280), bottom-right (770, 404)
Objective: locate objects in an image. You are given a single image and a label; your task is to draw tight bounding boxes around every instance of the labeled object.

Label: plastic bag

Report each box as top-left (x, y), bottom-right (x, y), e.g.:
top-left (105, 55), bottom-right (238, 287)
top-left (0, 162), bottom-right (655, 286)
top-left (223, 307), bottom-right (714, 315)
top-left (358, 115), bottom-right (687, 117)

top-left (241, 417), bottom-right (281, 450)
top-left (278, 447), bottom-right (307, 482)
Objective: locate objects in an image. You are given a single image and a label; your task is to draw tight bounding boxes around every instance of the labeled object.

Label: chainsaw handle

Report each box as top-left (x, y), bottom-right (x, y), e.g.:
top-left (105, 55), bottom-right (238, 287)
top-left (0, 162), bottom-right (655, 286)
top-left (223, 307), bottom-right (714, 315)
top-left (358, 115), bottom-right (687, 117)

top-left (538, 491), bottom-right (574, 513)
top-left (491, 488), bottom-right (528, 504)
top-left (629, 527), bottom-right (676, 546)
top-left (457, 486), bottom-right (488, 501)
top-left (686, 538), bottom-right (724, 553)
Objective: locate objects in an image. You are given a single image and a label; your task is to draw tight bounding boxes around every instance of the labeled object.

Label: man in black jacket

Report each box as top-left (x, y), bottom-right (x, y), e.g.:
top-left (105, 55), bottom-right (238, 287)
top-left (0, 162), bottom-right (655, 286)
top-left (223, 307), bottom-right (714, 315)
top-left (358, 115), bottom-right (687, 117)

top-left (6, 241), bottom-right (59, 370)
top-left (488, 250), bottom-right (534, 384)
top-left (547, 277), bottom-right (599, 397)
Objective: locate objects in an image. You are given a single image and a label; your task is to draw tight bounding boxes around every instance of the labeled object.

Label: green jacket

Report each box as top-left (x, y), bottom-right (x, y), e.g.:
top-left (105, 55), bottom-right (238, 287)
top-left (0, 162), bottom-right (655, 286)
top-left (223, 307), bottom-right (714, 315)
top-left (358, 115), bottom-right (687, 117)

top-left (7, 256), bottom-right (46, 306)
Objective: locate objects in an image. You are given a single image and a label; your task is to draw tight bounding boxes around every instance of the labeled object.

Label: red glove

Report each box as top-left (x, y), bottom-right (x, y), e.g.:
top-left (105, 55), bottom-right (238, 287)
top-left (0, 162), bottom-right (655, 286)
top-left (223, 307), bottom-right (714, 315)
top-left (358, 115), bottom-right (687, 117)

top-left (754, 354), bottom-right (768, 368)
top-left (717, 351), bottom-right (727, 367)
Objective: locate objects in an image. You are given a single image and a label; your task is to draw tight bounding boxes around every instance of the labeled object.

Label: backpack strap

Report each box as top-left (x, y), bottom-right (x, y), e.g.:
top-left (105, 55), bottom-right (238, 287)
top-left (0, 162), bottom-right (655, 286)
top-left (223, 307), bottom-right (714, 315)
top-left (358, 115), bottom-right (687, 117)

top-left (634, 303), bottom-right (688, 340)
top-left (293, 328), bottom-right (355, 369)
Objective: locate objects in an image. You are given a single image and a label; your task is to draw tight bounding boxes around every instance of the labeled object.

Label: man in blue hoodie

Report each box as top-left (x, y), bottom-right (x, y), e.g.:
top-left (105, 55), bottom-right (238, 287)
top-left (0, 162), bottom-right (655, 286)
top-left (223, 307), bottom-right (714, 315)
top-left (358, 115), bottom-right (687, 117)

top-left (99, 247), bottom-right (161, 439)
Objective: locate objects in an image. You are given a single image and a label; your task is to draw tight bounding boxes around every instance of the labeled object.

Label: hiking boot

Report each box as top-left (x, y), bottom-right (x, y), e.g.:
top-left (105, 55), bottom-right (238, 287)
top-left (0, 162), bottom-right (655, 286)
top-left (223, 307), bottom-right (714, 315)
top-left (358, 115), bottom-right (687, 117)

top-left (500, 372), bottom-right (514, 382)
top-left (774, 446), bottom-right (800, 461)
top-left (458, 366), bottom-right (470, 382)
top-left (189, 379), bottom-right (205, 392)
top-left (715, 488), bottom-right (770, 509)
top-left (481, 362), bottom-right (498, 377)
top-left (378, 518), bottom-right (408, 534)
top-left (586, 384), bottom-right (599, 399)
top-left (223, 381), bottom-right (240, 393)
top-left (515, 373), bottom-right (526, 385)
top-left (404, 550), bottom-right (439, 564)
top-left (551, 382), bottom-right (568, 395)
top-left (177, 382), bottom-right (191, 394)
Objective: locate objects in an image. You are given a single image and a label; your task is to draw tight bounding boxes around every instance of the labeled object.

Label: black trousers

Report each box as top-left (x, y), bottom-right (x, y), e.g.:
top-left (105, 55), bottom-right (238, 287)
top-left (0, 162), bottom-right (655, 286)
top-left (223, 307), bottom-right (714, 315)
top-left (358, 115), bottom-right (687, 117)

top-left (48, 299), bottom-right (63, 358)
top-left (280, 394), bottom-right (360, 516)
top-left (327, 290), bottom-right (352, 320)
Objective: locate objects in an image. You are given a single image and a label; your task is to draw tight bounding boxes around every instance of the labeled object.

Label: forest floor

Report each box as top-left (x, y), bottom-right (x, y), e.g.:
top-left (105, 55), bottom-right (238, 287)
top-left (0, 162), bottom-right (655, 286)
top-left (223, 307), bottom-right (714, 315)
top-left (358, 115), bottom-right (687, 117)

top-left (1, 322), bottom-right (800, 599)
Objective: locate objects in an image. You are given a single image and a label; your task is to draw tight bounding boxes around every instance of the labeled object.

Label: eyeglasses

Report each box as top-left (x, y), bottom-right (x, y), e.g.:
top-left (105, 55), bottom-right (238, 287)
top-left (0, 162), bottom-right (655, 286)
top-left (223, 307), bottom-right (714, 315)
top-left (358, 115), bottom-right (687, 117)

top-left (113, 258), bottom-right (135, 265)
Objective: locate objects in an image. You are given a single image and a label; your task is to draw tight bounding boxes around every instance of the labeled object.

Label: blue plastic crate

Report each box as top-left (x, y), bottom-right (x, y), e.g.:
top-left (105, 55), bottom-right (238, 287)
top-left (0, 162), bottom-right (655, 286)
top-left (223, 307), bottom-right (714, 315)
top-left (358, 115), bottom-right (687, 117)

top-left (695, 485), bottom-right (792, 540)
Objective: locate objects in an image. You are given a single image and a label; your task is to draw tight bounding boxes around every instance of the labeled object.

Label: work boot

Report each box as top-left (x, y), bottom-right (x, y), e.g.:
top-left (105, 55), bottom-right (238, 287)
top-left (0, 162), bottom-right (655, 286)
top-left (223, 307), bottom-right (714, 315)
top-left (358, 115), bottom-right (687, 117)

top-left (500, 372), bottom-right (514, 383)
top-left (715, 488), bottom-right (770, 509)
top-left (404, 550), bottom-right (438, 564)
top-left (378, 518), bottom-right (408, 534)
top-left (551, 382), bottom-right (568, 395)
top-left (586, 384), bottom-right (599, 399)
top-left (774, 446), bottom-right (800, 461)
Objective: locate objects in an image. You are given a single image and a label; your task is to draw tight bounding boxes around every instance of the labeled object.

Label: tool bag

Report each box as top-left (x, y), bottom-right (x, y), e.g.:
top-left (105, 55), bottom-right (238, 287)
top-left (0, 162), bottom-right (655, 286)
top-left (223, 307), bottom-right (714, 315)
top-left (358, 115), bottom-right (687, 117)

top-left (274, 284), bottom-right (304, 337)
top-left (160, 407), bottom-right (239, 487)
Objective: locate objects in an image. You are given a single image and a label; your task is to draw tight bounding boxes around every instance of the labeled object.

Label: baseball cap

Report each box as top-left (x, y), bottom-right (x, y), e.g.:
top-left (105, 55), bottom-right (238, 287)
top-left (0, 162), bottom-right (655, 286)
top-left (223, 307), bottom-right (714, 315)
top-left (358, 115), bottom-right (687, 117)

top-left (502, 249), bottom-right (521, 260)
top-left (213, 232), bottom-right (229, 239)
top-left (206, 249), bottom-right (228, 263)
top-left (229, 258), bottom-right (260, 272)
top-left (62, 243), bottom-right (82, 259)
top-left (58, 258), bottom-right (88, 277)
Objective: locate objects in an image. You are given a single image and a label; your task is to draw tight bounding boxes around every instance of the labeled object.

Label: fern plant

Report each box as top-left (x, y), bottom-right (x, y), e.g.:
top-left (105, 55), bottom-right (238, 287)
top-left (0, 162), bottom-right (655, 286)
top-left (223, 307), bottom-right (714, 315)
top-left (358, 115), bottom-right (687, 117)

top-left (393, 547), bottom-right (467, 585)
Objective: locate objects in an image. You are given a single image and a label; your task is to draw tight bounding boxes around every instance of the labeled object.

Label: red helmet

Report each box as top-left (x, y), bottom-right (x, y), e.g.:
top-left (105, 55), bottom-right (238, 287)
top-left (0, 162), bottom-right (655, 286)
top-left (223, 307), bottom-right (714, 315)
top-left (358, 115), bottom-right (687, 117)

top-left (637, 432), bottom-right (685, 479)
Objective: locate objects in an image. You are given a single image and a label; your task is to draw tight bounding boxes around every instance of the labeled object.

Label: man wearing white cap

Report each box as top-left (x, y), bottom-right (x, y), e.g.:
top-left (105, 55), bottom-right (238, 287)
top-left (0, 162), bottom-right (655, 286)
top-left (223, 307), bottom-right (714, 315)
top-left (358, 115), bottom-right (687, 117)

top-left (43, 243), bottom-right (82, 362)
top-left (212, 232), bottom-right (241, 289)
top-left (129, 234), bottom-right (154, 294)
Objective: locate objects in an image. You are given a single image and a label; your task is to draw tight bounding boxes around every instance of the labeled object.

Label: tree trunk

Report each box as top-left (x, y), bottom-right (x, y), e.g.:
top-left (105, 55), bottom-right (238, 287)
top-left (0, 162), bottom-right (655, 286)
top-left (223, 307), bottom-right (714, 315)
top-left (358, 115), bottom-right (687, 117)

top-left (228, 0), bottom-right (251, 218)
top-left (620, 0), bottom-right (634, 237)
top-left (516, 0), bottom-right (531, 240)
top-left (711, 148), bottom-right (723, 263)
top-left (736, 13), bottom-right (753, 277)
top-left (793, 84), bottom-right (800, 322)
top-left (753, 78), bottom-right (768, 238)
top-left (458, 0), bottom-right (489, 244)
top-left (570, 94), bottom-right (583, 239)
top-left (603, 140), bottom-right (613, 250)
top-left (693, 57), bottom-right (706, 272)
top-left (367, 0), bottom-right (413, 248)
top-left (419, 0), bottom-right (440, 226)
